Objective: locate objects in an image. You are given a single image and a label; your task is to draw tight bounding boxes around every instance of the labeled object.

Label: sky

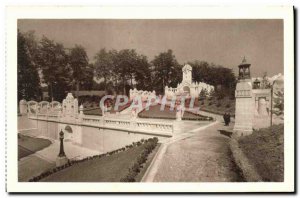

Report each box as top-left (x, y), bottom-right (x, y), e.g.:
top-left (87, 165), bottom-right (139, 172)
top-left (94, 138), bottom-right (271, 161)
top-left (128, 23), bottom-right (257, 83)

top-left (18, 19), bottom-right (283, 77)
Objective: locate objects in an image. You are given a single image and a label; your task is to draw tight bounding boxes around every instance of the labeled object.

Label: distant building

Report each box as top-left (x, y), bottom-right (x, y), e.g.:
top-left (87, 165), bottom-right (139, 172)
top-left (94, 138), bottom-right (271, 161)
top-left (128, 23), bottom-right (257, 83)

top-left (164, 64), bottom-right (214, 99)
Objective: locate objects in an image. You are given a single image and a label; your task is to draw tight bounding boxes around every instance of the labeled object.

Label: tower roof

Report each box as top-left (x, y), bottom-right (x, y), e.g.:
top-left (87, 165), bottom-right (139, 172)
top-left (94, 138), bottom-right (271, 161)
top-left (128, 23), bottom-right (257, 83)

top-left (182, 64), bottom-right (192, 71)
top-left (239, 56), bottom-right (251, 67)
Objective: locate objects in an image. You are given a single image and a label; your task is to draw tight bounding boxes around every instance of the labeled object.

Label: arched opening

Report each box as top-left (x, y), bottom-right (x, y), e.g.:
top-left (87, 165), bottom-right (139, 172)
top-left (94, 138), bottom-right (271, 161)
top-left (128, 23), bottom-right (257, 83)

top-left (183, 86), bottom-right (190, 95)
top-left (64, 125), bottom-right (73, 142)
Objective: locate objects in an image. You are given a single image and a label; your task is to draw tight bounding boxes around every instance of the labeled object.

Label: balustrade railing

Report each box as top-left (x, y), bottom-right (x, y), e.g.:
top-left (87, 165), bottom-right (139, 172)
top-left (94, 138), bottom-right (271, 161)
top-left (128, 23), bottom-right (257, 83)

top-left (136, 120), bottom-right (173, 133)
top-left (29, 111), bottom-right (174, 136)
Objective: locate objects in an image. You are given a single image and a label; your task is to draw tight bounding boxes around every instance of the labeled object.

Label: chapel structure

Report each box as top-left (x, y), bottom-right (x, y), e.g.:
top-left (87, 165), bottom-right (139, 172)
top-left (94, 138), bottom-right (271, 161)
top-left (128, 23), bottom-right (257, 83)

top-left (164, 64), bottom-right (214, 99)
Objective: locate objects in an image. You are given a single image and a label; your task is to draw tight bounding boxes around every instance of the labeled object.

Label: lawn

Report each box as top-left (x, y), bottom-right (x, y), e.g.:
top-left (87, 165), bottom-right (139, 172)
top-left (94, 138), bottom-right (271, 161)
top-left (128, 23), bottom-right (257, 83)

top-left (18, 134), bottom-right (52, 160)
top-left (138, 104), bottom-right (212, 120)
top-left (19, 155), bottom-right (55, 182)
top-left (40, 142), bottom-right (158, 182)
top-left (83, 107), bottom-right (103, 116)
top-left (238, 124), bottom-right (284, 182)
top-left (198, 96), bottom-right (235, 116)
top-left (83, 102), bottom-right (131, 116)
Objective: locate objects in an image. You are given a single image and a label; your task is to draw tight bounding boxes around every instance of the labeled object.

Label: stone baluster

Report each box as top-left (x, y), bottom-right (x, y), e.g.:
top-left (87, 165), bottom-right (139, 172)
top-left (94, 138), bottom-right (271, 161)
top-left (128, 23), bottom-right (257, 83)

top-left (78, 104), bottom-right (84, 123)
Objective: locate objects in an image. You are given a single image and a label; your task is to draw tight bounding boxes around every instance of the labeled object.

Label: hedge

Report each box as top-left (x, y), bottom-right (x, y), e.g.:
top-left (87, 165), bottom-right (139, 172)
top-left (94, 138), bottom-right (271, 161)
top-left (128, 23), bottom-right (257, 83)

top-left (120, 137), bottom-right (159, 182)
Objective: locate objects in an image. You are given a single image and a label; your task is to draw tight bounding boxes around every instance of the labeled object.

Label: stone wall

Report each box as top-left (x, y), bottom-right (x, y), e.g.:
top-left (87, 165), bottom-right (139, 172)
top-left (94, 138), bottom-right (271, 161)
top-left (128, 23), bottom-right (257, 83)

top-left (27, 119), bottom-right (167, 153)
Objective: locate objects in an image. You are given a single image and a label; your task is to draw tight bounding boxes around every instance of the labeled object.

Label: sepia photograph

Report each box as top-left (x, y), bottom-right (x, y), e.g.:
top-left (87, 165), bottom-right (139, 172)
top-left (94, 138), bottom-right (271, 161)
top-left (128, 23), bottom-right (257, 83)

top-left (6, 6), bottom-right (294, 193)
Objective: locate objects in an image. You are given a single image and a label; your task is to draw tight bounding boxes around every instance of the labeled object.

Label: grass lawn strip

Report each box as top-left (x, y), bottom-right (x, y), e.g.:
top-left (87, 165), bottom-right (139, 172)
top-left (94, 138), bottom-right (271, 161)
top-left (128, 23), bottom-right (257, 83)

top-left (18, 134), bottom-right (52, 160)
top-left (138, 104), bottom-right (213, 121)
top-left (32, 138), bottom-right (158, 182)
top-left (41, 144), bottom-right (144, 182)
top-left (18, 155), bottom-right (55, 182)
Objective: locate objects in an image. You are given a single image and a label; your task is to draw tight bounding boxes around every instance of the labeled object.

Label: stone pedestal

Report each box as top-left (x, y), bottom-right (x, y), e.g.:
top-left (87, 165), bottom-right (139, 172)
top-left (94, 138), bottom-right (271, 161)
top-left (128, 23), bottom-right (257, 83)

top-left (56, 156), bottom-right (68, 167)
top-left (233, 80), bottom-right (254, 136)
top-left (19, 99), bottom-right (27, 115)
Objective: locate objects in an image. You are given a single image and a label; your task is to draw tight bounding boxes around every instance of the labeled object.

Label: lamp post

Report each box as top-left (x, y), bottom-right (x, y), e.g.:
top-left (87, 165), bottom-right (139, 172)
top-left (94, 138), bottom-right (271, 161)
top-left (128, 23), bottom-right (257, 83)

top-left (58, 130), bottom-right (66, 157)
top-left (56, 129), bottom-right (68, 166)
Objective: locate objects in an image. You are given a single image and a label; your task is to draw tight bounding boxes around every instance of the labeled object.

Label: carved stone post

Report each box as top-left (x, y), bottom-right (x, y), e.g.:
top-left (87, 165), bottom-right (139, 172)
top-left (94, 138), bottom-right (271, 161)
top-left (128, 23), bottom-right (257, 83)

top-left (233, 57), bottom-right (254, 136)
top-left (19, 99), bottom-right (27, 115)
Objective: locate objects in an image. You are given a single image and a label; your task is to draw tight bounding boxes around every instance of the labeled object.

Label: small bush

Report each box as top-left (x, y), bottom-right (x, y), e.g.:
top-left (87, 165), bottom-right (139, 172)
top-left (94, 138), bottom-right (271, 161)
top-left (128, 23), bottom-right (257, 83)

top-left (120, 170), bottom-right (137, 182)
top-left (216, 103), bottom-right (221, 107)
top-left (131, 162), bottom-right (141, 173)
top-left (226, 104), bottom-right (231, 108)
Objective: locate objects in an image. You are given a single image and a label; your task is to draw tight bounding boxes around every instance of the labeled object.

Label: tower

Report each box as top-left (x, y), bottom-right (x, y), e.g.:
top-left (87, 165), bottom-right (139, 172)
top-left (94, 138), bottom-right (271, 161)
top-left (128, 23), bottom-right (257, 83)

top-left (182, 64), bottom-right (192, 84)
top-left (233, 57), bottom-right (254, 136)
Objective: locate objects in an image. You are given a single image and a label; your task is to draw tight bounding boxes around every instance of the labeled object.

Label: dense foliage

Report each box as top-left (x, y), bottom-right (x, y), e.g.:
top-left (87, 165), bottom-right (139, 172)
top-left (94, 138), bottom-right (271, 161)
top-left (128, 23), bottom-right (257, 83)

top-left (17, 30), bottom-right (41, 101)
top-left (18, 29), bottom-right (237, 102)
top-left (238, 124), bottom-right (284, 182)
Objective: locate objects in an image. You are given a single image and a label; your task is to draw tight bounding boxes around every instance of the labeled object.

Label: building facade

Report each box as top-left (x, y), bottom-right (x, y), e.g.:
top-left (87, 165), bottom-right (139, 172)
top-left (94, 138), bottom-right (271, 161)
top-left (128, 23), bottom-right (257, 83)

top-left (164, 64), bottom-right (214, 99)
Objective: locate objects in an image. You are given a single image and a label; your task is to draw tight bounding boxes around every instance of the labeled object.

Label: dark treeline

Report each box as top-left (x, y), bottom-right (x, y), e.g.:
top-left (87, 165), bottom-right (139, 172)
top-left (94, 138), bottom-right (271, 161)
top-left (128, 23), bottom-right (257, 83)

top-left (18, 30), bottom-right (237, 102)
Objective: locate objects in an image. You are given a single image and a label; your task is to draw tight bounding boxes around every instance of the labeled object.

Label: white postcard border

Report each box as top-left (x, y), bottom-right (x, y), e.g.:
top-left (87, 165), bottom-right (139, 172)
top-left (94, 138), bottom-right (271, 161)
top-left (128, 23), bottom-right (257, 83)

top-left (6, 6), bottom-right (294, 192)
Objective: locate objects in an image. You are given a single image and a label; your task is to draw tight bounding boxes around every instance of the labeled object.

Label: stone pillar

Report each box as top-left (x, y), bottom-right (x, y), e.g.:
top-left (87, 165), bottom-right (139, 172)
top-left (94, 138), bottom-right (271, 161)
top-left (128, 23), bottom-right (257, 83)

top-left (78, 104), bottom-right (84, 122)
top-left (233, 80), bottom-right (254, 136)
top-left (19, 99), bottom-right (27, 115)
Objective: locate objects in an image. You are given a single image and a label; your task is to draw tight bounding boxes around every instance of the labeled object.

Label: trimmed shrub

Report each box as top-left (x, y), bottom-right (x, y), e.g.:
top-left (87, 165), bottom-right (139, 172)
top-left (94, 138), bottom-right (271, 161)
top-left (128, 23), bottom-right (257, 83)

top-left (131, 162), bottom-right (141, 173)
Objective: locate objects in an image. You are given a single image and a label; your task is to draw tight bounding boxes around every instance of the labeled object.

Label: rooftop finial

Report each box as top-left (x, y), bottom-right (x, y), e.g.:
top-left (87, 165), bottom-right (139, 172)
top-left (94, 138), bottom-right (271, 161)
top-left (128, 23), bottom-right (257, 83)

top-left (242, 56), bottom-right (247, 63)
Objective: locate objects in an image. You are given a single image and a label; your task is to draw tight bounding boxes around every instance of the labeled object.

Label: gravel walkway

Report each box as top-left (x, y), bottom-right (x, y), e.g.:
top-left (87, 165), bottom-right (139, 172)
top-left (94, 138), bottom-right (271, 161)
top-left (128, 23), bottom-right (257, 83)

top-left (148, 121), bottom-right (242, 182)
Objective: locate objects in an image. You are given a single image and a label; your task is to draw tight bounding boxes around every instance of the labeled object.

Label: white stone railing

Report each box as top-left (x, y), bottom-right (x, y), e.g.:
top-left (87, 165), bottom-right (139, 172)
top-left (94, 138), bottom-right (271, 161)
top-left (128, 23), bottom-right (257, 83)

top-left (104, 118), bottom-right (131, 128)
top-left (82, 115), bottom-right (101, 126)
top-left (136, 120), bottom-right (173, 133)
top-left (48, 114), bottom-right (59, 121)
top-left (29, 112), bottom-right (174, 136)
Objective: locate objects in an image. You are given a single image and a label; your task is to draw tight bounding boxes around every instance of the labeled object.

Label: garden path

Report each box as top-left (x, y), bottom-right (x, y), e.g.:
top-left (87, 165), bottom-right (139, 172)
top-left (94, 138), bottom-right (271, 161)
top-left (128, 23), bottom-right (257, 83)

top-left (142, 121), bottom-right (241, 182)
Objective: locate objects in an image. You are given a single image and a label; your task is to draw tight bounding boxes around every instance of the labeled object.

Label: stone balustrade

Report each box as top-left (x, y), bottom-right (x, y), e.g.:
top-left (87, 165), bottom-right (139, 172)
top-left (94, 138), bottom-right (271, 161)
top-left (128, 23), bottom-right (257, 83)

top-left (29, 111), bottom-right (174, 136)
top-left (136, 121), bottom-right (173, 133)
top-left (25, 94), bottom-right (174, 137)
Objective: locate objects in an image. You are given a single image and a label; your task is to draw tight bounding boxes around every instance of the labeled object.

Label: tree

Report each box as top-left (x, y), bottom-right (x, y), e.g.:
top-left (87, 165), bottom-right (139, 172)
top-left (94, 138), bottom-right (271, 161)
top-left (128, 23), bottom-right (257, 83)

top-left (189, 60), bottom-right (236, 97)
top-left (69, 45), bottom-right (92, 96)
top-left (131, 54), bottom-right (152, 91)
top-left (94, 48), bottom-right (114, 93)
top-left (151, 50), bottom-right (181, 94)
top-left (17, 30), bottom-right (41, 101)
top-left (199, 89), bottom-right (207, 101)
top-left (273, 90), bottom-right (284, 116)
top-left (36, 36), bottom-right (72, 101)
top-left (261, 72), bottom-right (271, 89)
top-left (114, 49), bottom-right (137, 94)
